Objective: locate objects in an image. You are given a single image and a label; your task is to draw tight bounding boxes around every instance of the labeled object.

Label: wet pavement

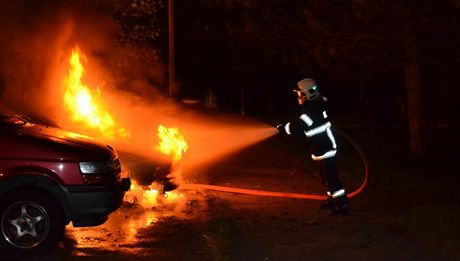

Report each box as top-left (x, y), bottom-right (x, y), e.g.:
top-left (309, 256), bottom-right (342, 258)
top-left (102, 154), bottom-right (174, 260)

top-left (3, 180), bottom-right (458, 261)
top-left (39, 191), bottom-right (212, 261)
top-left (3, 133), bottom-right (460, 260)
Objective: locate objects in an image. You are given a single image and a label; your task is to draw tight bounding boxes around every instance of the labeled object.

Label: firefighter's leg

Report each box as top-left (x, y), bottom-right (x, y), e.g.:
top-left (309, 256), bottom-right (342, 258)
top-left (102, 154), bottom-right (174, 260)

top-left (329, 190), bottom-right (349, 216)
top-left (318, 162), bottom-right (334, 209)
top-left (319, 191), bottom-right (334, 209)
top-left (321, 157), bottom-right (349, 215)
top-left (318, 166), bottom-right (333, 209)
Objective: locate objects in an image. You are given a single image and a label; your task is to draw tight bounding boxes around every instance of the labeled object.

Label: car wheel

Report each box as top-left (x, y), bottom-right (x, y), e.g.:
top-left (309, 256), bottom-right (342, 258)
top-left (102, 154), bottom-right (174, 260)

top-left (0, 189), bottom-right (65, 256)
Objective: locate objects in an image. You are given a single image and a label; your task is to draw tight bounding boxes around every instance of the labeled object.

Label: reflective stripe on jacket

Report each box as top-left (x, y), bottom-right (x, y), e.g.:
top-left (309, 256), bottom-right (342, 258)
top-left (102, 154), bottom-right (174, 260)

top-left (284, 96), bottom-right (337, 161)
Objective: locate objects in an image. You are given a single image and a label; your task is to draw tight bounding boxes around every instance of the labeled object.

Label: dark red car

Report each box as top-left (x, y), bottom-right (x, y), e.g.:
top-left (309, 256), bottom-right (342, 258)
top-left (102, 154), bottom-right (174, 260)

top-left (0, 114), bottom-right (130, 256)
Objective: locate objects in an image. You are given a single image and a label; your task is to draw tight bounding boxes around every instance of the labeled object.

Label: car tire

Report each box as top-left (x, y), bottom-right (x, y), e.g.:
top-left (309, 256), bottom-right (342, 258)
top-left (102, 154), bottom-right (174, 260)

top-left (0, 189), bottom-right (65, 257)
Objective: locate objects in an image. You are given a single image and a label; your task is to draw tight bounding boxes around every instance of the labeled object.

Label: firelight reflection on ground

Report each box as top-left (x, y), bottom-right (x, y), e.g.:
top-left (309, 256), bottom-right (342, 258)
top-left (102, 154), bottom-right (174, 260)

top-left (63, 190), bottom-right (192, 256)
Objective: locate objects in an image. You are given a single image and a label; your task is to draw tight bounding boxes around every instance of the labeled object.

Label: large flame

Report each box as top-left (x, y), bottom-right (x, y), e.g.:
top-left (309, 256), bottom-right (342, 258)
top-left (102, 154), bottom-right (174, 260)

top-left (63, 47), bottom-right (129, 139)
top-left (62, 47), bottom-right (189, 209)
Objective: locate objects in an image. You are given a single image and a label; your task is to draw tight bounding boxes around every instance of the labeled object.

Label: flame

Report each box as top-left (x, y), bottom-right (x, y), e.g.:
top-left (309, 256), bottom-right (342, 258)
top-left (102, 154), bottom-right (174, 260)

top-left (123, 125), bottom-right (188, 208)
top-left (155, 124), bottom-right (188, 163)
top-left (63, 46), bottom-right (129, 139)
top-left (62, 47), bottom-right (190, 208)
top-left (124, 180), bottom-right (185, 208)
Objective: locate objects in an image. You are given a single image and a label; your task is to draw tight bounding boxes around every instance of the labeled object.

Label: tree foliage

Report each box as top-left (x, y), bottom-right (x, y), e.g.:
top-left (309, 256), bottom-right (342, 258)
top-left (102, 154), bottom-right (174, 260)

top-left (112, 0), bottom-right (165, 44)
top-left (198, 0), bottom-right (458, 81)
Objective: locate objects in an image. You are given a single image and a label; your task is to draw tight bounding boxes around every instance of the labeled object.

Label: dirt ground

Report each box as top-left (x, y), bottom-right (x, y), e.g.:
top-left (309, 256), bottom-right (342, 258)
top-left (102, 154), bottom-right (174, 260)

top-left (17, 130), bottom-right (460, 260)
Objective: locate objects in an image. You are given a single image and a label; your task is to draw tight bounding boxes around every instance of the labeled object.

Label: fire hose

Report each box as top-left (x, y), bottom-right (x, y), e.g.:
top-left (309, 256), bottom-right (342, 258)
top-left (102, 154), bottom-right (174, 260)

top-left (180, 128), bottom-right (368, 200)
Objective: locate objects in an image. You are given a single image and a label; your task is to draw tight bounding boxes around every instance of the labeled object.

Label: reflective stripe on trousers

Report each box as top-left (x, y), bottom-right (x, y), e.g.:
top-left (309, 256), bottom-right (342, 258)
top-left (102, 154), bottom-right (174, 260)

top-left (311, 149), bottom-right (337, 160)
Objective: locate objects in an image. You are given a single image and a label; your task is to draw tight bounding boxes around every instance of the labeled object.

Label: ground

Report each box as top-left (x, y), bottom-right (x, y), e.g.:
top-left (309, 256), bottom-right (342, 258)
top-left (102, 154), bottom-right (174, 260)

top-left (10, 127), bottom-right (460, 260)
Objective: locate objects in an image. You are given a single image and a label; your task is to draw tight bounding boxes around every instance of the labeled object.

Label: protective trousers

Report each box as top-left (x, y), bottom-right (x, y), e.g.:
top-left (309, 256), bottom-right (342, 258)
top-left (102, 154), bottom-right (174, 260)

top-left (319, 157), bottom-right (343, 195)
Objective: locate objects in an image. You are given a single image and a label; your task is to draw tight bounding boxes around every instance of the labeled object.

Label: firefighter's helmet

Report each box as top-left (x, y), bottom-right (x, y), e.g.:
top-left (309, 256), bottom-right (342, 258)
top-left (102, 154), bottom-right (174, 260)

top-left (294, 78), bottom-right (319, 105)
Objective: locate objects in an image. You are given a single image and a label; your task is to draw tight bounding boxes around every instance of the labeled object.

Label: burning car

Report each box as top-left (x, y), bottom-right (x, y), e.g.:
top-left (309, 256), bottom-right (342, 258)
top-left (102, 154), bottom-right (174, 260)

top-left (0, 113), bottom-right (130, 256)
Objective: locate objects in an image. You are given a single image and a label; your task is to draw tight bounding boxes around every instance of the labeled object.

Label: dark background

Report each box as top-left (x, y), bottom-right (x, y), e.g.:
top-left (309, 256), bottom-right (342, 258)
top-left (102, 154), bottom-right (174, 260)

top-left (0, 2), bottom-right (459, 257)
top-left (0, 0), bottom-right (459, 152)
top-left (165, 0), bottom-right (459, 125)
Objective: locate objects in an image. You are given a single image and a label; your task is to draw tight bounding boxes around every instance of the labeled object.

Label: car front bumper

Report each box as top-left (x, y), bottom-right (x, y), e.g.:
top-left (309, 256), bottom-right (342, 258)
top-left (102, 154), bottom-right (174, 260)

top-left (66, 172), bottom-right (131, 227)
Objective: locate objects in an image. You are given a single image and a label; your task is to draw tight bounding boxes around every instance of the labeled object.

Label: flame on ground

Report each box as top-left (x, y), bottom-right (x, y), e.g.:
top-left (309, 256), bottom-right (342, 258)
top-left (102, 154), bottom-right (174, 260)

top-left (63, 46), bottom-right (129, 139)
top-left (124, 180), bottom-right (185, 209)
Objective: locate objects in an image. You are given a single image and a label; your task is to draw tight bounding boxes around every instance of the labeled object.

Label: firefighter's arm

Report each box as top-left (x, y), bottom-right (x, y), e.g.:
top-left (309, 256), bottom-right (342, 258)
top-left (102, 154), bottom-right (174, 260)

top-left (276, 124), bottom-right (285, 134)
top-left (276, 119), bottom-right (305, 136)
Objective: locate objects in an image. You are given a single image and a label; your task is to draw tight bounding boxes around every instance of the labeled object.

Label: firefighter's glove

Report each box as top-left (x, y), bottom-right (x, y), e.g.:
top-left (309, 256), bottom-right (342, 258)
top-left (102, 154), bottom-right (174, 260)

top-left (276, 124), bottom-right (285, 134)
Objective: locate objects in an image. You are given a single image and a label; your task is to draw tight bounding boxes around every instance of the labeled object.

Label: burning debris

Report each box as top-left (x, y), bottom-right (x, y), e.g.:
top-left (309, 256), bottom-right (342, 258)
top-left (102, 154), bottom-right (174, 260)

top-left (123, 180), bottom-right (185, 209)
top-left (123, 124), bottom-right (189, 208)
top-left (153, 124), bottom-right (188, 189)
top-left (156, 124), bottom-right (189, 163)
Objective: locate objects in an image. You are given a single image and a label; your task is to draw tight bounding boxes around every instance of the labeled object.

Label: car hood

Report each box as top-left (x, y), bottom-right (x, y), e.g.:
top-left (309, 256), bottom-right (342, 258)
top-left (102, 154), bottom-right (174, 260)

top-left (20, 124), bottom-right (117, 158)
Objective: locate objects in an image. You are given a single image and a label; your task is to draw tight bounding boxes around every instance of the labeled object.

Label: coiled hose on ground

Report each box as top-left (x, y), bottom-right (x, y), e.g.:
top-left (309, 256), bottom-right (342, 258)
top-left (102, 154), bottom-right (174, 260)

top-left (181, 128), bottom-right (368, 200)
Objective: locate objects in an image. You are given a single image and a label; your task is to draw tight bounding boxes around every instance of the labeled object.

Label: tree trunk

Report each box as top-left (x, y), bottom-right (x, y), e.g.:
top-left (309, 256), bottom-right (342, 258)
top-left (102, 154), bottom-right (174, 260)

top-left (404, 36), bottom-right (426, 157)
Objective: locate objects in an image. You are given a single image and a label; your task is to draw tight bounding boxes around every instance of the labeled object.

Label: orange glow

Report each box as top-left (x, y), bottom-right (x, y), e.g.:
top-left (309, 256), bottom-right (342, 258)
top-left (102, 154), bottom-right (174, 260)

top-left (63, 47), bottom-right (129, 139)
top-left (155, 124), bottom-right (188, 163)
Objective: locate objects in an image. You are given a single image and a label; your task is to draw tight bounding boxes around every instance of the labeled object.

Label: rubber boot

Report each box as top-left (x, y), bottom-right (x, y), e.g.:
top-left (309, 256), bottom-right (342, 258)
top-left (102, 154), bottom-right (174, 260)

top-left (329, 195), bottom-right (349, 216)
top-left (319, 196), bottom-right (334, 210)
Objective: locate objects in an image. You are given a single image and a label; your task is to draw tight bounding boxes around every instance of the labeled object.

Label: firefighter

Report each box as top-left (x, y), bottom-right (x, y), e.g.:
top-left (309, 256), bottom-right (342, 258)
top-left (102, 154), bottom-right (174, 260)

top-left (276, 78), bottom-right (349, 216)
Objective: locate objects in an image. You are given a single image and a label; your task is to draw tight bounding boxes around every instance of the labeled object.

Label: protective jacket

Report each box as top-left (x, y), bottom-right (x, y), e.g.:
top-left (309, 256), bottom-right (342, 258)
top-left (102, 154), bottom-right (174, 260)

top-left (281, 96), bottom-right (337, 161)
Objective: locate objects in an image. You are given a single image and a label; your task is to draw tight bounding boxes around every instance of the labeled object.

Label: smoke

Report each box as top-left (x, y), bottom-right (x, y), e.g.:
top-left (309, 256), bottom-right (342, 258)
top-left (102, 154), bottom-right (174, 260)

top-left (0, 1), bottom-right (64, 114)
top-left (0, 0), bottom-right (166, 118)
top-left (0, 0), bottom-right (279, 184)
top-left (0, 0), bottom-right (168, 154)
